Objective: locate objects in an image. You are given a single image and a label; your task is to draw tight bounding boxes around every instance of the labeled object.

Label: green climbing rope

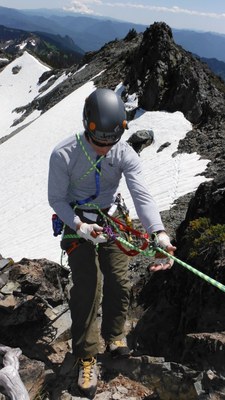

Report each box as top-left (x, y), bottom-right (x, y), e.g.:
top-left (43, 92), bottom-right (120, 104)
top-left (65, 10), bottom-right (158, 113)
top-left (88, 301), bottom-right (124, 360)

top-left (114, 233), bottom-right (225, 293)
top-left (116, 233), bottom-right (225, 293)
top-left (155, 246), bottom-right (225, 293)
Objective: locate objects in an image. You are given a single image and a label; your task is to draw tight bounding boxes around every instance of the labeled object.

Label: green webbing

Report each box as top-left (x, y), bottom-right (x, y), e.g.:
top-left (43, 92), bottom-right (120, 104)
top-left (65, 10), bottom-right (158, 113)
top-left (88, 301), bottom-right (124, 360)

top-left (76, 133), bottom-right (104, 180)
top-left (63, 233), bottom-right (79, 239)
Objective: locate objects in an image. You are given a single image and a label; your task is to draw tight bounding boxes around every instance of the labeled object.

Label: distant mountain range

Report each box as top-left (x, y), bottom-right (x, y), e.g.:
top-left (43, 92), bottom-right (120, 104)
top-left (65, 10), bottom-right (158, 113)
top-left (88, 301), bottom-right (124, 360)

top-left (172, 29), bottom-right (225, 63)
top-left (198, 57), bottom-right (225, 82)
top-left (0, 25), bottom-right (84, 68)
top-left (1, 6), bottom-right (225, 60)
top-left (0, 6), bottom-right (146, 53)
top-left (0, 6), bottom-right (225, 80)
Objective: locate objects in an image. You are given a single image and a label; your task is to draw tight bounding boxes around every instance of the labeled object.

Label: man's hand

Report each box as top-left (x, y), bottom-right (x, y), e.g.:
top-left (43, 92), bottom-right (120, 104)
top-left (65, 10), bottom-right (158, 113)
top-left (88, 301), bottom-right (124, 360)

top-left (149, 231), bottom-right (176, 272)
top-left (76, 222), bottom-right (107, 245)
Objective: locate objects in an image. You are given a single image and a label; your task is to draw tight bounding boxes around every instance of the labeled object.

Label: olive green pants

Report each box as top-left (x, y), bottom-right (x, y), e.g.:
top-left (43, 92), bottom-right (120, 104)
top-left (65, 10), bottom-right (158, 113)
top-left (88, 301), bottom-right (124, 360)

top-left (68, 239), bottom-right (130, 359)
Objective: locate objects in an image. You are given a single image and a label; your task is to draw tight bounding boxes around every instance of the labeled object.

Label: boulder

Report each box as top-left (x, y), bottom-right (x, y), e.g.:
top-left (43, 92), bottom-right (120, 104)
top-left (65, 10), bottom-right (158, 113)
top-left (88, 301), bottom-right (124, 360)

top-left (127, 129), bottom-right (154, 154)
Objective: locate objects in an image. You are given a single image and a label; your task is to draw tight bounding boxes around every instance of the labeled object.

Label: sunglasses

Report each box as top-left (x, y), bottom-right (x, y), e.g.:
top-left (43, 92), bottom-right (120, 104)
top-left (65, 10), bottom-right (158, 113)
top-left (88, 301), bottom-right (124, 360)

top-left (90, 136), bottom-right (119, 147)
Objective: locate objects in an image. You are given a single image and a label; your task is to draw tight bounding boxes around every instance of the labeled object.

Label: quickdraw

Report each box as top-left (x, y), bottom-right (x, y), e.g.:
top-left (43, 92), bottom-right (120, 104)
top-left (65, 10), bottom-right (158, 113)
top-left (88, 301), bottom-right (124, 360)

top-left (115, 193), bottom-right (133, 241)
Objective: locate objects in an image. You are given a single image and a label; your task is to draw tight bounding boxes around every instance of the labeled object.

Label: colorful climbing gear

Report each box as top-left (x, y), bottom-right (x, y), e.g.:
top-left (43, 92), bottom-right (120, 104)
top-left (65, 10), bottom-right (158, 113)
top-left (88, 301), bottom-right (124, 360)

top-left (52, 214), bottom-right (64, 237)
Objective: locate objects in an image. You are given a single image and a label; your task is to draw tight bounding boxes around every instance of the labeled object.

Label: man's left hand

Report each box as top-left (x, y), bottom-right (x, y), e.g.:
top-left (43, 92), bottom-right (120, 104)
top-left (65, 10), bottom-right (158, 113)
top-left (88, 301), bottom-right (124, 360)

top-left (149, 231), bottom-right (176, 272)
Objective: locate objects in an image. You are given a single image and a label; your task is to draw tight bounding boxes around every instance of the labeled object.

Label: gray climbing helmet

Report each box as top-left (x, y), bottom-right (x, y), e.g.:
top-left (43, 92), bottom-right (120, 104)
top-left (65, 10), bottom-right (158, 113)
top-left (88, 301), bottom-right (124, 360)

top-left (83, 88), bottom-right (128, 143)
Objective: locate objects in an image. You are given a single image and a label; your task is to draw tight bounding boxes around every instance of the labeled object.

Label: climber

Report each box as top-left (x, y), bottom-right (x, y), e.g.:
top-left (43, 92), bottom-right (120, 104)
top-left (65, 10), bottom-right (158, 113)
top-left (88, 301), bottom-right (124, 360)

top-left (48, 87), bottom-right (176, 399)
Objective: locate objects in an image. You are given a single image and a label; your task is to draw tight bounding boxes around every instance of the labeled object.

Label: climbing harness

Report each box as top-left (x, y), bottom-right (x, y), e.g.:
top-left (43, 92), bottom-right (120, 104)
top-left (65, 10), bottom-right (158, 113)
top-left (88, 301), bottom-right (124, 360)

top-left (61, 201), bottom-right (150, 257)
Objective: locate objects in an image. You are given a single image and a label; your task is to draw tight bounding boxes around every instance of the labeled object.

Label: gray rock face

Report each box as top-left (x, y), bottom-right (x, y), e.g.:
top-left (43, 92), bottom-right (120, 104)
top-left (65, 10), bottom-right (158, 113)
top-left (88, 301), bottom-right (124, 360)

top-left (130, 175), bottom-right (225, 381)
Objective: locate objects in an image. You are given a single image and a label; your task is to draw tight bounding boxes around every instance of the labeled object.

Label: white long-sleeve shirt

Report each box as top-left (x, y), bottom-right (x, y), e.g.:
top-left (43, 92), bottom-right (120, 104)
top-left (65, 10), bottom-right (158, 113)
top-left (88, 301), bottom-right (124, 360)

top-left (48, 131), bottom-right (165, 234)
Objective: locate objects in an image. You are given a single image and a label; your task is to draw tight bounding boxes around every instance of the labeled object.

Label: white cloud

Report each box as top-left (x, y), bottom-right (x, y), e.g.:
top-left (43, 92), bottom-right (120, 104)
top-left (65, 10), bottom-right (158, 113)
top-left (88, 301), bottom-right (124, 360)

top-left (64, 0), bottom-right (102, 15)
top-left (103, 2), bottom-right (225, 20)
top-left (63, 1), bottom-right (225, 21)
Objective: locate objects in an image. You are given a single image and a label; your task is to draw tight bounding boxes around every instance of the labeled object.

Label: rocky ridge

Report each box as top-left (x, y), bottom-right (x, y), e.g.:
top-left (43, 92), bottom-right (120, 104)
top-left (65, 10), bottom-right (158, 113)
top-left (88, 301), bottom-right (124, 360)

top-left (1, 22), bottom-right (225, 399)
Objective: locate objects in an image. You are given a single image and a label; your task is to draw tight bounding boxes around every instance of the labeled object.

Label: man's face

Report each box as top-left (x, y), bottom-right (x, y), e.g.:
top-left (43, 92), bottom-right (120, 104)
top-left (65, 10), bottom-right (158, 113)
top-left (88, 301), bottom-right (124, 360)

top-left (88, 136), bottom-right (118, 155)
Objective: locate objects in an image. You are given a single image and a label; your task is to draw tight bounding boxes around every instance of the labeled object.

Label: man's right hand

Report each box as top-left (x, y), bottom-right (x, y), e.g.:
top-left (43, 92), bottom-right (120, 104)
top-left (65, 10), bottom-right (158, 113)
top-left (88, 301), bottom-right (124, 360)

top-left (76, 222), bottom-right (107, 244)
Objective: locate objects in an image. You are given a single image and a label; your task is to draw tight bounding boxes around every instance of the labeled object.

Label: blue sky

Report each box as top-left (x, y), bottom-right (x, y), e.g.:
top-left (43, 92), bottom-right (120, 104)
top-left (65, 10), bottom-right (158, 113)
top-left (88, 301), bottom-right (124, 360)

top-left (1, 0), bottom-right (225, 34)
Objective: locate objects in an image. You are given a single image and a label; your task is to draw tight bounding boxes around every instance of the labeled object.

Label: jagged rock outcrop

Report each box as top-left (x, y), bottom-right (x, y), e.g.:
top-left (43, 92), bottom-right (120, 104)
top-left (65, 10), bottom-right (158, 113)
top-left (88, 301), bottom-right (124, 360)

top-left (130, 174), bottom-right (225, 393)
top-left (124, 22), bottom-right (225, 125)
top-left (0, 258), bottom-right (72, 398)
top-left (0, 258), bottom-right (70, 355)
